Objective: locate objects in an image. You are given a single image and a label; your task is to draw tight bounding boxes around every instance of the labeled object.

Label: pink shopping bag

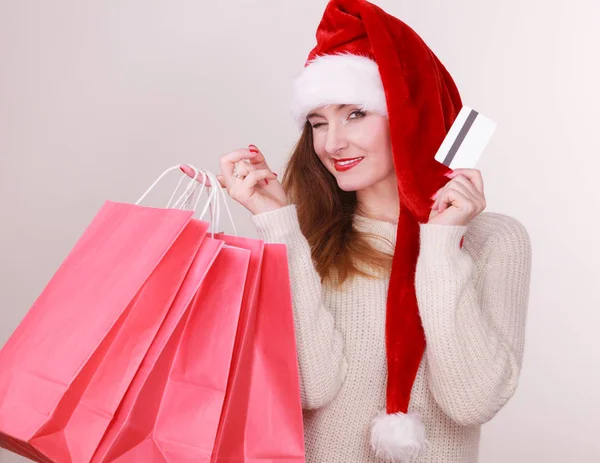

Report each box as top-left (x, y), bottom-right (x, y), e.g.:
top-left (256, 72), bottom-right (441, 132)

top-left (211, 239), bottom-right (305, 463)
top-left (95, 235), bottom-right (263, 463)
top-left (0, 201), bottom-right (207, 463)
top-left (91, 236), bottom-right (250, 462)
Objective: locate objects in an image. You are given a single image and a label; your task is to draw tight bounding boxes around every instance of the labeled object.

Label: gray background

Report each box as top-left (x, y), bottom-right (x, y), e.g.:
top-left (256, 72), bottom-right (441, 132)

top-left (1, 0), bottom-right (598, 461)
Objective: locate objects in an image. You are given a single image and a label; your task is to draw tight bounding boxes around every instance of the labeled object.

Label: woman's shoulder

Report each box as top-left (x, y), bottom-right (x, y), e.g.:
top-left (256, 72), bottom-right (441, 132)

top-left (465, 211), bottom-right (532, 259)
top-left (468, 211), bottom-right (530, 239)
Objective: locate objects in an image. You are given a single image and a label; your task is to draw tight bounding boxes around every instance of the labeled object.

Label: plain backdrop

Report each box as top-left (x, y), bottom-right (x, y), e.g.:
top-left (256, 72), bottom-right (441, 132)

top-left (1, 0), bottom-right (598, 461)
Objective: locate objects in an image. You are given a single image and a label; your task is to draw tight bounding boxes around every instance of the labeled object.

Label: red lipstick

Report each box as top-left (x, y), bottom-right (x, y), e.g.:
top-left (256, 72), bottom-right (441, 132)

top-left (333, 157), bottom-right (364, 172)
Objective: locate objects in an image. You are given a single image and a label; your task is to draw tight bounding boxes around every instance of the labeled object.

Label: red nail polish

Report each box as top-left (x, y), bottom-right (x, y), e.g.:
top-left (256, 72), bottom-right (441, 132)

top-left (248, 145), bottom-right (258, 153)
top-left (459, 236), bottom-right (465, 249)
top-left (265, 179), bottom-right (269, 185)
top-left (273, 172), bottom-right (278, 177)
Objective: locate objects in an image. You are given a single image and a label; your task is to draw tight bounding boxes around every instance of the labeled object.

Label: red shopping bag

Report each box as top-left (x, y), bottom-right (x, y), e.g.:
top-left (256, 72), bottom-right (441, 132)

top-left (147, 243), bottom-right (253, 462)
top-left (211, 239), bottom-right (305, 463)
top-left (0, 201), bottom-right (207, 463)
top-left (95, 235), bottom-right (263, 463)
top-left (91, 237), bottom-right (250, 463)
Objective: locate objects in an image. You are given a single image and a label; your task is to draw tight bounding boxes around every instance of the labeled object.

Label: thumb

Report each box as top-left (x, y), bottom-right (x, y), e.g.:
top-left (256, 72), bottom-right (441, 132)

top-left (248, 144), bottom-right (270, 170)
top-left (247, 168), bottom-right (277, 187)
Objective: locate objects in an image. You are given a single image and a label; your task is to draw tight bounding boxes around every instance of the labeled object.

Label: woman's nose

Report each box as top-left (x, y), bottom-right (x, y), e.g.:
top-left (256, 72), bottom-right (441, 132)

top-left (324, 123), bottom-right (348, 155)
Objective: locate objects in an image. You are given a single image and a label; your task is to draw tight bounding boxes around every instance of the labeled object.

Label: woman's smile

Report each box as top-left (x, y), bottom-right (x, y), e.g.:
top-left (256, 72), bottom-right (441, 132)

top-left (333, 157), bottom-right (365, 172)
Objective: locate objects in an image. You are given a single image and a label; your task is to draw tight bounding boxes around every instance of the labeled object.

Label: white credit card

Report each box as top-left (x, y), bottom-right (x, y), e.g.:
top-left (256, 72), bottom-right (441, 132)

top-left (434, 105), bottom-right (497, 169)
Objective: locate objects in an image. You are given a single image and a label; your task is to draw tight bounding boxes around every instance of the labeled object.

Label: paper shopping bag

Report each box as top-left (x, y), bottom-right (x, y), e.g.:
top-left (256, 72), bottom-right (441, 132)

top-left (211, 241), bottom-right (305, 462)
top-left (0, 201), bottom-right (206, 463)
top-left (92, 237), bottom-right (249, 462)
top-left (93, 239), bottom-right (252, 463)
top-left (148, 243), bottom-right (252, 462)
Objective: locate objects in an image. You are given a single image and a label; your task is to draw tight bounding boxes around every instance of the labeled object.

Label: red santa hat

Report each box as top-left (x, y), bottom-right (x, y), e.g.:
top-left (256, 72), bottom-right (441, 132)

top-left (290, 0), bottom-right (462, 460)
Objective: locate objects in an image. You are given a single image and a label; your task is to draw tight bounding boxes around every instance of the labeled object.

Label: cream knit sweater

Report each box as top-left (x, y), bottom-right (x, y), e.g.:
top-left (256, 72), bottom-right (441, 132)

top-left (251, 204), bottom-right (532, 463)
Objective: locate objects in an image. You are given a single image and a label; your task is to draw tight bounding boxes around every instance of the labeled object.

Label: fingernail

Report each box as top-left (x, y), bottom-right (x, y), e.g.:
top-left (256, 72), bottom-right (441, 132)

top-left (273, 172), bottom-right (278, 177)
top-left (265, 179), bottom-right (269, 185)
top-left (445, 171), bottom-right (454, 178)
top-left (248, 145), bottom-right (259, 153)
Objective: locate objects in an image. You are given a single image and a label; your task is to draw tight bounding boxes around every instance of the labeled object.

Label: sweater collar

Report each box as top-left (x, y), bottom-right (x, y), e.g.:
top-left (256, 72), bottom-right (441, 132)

top-left (352, 214), bottom-right (397, 245)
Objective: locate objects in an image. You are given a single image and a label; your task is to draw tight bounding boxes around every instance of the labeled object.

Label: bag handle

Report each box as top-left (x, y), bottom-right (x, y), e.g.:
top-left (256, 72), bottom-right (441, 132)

top-left (177, 166), bottom-right (238, 237)
top-left (166, 169), bottom-right (206, 209)
top-left (135, 165), bottom-right (204, 207)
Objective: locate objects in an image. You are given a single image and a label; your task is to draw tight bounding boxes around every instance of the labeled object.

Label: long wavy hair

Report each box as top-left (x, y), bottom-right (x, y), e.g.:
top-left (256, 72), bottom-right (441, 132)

top-left (280, 122), bottom-right (394, 287)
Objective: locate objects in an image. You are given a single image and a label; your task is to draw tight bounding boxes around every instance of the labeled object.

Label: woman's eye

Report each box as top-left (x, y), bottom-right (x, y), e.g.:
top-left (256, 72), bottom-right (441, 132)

top-left (349, 109), bottom-right (366, 119)
top-left (310, 110), bottom-right (365, 129)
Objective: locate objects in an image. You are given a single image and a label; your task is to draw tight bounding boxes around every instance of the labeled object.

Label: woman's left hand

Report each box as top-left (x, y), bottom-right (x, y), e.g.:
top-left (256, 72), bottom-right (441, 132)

top-left (428, 168), bottom-right (487, 226)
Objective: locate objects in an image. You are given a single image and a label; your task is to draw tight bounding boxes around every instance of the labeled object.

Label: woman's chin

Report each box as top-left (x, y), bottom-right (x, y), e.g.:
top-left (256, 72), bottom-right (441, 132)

top-left (336, 178), bottom-right (369, 192)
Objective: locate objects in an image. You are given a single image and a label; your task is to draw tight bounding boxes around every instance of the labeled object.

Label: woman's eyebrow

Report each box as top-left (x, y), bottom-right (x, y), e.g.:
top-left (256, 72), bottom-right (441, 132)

top-left (306, 104), bottom-right (349, 120)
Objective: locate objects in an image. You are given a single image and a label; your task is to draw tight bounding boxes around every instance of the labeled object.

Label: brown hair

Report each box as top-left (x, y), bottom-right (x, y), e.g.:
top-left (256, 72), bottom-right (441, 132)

top-left (280, 122), bottom-right (394, 287)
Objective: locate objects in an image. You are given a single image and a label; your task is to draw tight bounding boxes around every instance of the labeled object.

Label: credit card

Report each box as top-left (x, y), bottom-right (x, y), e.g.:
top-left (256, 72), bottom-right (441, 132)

top-left (434, 105), bottom-right (497, 169)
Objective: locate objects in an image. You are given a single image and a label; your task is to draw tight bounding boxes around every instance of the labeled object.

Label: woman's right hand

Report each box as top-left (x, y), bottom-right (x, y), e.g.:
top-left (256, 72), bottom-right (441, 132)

top-left (187, 145), bottom-right (288, 216)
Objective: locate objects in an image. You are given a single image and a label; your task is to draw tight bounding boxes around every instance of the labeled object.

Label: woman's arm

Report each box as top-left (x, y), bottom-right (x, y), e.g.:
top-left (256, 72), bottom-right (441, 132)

top-left (415, 216), bottom-right (532, 427)
top-left (251, 204), bottom-right (348, 409)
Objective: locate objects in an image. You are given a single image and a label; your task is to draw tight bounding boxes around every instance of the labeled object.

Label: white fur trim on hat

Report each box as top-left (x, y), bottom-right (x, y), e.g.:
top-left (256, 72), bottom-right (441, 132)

top-left (370, 409), bottom-right (429, 462)
top-left (290, 53), bottom-right (388, 129)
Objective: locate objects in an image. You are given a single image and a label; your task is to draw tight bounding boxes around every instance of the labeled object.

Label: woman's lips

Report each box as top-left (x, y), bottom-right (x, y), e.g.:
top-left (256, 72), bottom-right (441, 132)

top-left (333, 157), bottom-right (364, 172)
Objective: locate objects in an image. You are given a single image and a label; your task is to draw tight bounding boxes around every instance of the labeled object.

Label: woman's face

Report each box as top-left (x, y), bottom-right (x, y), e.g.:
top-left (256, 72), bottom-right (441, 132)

top-left (307, 103), bottom-right (395, 192)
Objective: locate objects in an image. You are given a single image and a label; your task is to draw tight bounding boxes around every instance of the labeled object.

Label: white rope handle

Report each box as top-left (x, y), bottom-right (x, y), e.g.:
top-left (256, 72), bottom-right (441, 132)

top-left (169, 166), bottom-right (208, 211)
top-left (136, 165), bottom-right (202, 206)
top-left (175, 166), bottom-right (218, 223)
top-left (176, 167), bottom-right (238, 236)
top-left (211, 170), bottom-right (238, 236)
top-left (135, 165), bottom-right (234, 239)
top-left (166, 169), bottom-right (205, 209)
top-left (200, 170), bottom-right (222, 233)
top-left (185, 169), bottom-right (226, 235)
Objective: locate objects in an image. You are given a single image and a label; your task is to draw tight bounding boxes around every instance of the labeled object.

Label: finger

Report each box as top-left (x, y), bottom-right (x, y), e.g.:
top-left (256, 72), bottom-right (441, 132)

top-left (447, 168), bottom-right (484, 195)
top-left (432, 181), bottom-right (462, 211)
top-left (431, 183), bottom-right (447, 211)
top-left (437, 187), bottom-right (470, 214)
top-left (179, 165), bottom-right (212, 186)
top-left (237, 169), bottom-right (278, 193)
top-left (448, 175), bottom-right (486, 210)
top-left (180, 166), bottom-right (227, 188)
top-left (220, 149), bottom-right (259, 182)
top-left (231, 161), bottom-right (254, 179)
top-left (232, 161), bottom-right (269, 187)
top-left (432, 182), bottom-right (466, 213)
top-left (433, 176), bottom-right (476, 211)
top-left (446, 175), bottom-right (479, 200)
top-left (247, 145), bottom-right (275, 173)
top-left (431, 190), bottom-right (441, 211)
top-left (215, 174), bottom-right (226, 188)
top-left (428, 207), bottom-right (439, 220)
top-left (432, 187), bottom-right (451, 212)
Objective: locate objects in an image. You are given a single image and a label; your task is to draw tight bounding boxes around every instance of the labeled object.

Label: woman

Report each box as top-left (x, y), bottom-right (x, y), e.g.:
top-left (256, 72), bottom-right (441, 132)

top-left (208, 1), bottom-right (532, 462)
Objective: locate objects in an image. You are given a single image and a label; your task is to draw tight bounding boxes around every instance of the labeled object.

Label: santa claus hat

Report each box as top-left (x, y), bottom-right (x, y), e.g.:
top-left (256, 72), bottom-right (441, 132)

top-left (290, 0), bottom-right (463, 461)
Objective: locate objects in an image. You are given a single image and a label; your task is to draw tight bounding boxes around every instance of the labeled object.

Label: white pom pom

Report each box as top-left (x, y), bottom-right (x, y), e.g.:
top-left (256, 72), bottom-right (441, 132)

top-left (370, 409), bottom-right (428, 462)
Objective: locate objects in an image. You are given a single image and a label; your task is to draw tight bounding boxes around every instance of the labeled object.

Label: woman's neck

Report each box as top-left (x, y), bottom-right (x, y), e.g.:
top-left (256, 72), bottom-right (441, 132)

top-left (355, 171), bottom-right (399, 224)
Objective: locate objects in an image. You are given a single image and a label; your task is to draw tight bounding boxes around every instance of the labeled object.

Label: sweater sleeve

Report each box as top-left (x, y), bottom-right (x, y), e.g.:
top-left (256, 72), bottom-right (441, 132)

top-left (415, 217), bottom-right (532, 427)
top-left (251, 204), bottom-right (348, 409)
